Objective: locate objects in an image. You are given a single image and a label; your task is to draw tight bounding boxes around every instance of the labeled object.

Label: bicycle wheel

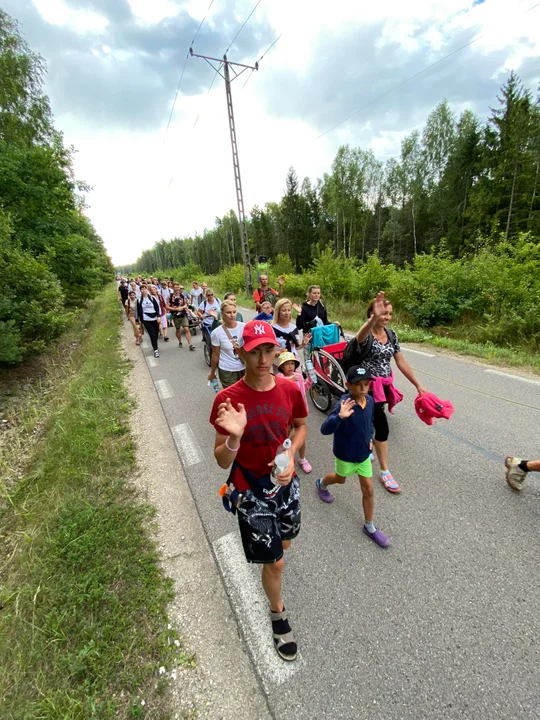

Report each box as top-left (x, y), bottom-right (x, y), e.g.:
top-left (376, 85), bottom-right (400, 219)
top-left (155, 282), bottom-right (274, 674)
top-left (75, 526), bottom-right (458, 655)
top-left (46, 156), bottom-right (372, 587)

top-left (309, 381), bottom-right (332, 413)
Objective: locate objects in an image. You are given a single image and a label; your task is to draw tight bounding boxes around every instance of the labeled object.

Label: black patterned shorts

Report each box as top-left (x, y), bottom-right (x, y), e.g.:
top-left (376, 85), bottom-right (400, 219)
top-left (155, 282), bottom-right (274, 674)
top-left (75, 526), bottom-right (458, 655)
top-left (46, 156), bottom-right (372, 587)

top-left (236, 476), bottom-right (301, 564)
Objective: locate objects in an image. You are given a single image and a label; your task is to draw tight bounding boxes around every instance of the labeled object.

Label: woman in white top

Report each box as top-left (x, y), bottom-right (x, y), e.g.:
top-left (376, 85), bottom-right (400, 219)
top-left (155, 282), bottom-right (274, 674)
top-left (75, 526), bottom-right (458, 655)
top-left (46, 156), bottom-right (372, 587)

top-left (208, 300), bottom-right (246, 389)
top-left (272, 298), bottom-right (311, 356)
top-left (136, 285), bottom-right (161, 357)
top-left (197, 288), bottom-right (221, 329)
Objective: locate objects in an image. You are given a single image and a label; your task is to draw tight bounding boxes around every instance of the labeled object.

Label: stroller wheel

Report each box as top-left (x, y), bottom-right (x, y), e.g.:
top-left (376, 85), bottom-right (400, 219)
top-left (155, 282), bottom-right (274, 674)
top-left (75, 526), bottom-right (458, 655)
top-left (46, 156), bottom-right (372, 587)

top-left (310, 381), bottom-right (332, 413)
top-left (203, 342), bottom-right (212, 367)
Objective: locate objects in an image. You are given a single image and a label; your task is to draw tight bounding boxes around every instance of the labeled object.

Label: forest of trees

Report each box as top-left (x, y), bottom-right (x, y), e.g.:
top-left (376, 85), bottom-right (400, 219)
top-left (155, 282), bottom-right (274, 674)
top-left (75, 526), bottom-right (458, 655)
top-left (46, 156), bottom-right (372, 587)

top-left (133, 72), bottom-right (539, 276)
top-left (0, 10), bottom-right (112, 364)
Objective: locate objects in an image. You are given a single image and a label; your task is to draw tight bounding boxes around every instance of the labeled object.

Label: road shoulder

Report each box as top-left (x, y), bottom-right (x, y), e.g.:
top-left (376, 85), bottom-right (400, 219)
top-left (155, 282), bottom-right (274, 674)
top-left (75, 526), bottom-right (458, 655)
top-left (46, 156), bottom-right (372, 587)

top-left (123, 321), bottom-right (271, 720)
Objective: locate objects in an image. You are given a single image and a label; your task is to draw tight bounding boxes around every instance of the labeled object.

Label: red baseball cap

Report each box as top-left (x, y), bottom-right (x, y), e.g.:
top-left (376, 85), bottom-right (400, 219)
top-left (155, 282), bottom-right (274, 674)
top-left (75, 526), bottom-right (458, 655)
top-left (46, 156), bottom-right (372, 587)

top-left (242, 320), bottom-right (280, 352)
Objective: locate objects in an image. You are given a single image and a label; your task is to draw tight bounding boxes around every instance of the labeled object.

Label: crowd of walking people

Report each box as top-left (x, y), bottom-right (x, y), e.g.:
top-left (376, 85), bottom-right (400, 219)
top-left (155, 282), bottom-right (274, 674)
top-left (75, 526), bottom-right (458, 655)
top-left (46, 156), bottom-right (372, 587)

top-left (117, 271), bottom-right (536, 665)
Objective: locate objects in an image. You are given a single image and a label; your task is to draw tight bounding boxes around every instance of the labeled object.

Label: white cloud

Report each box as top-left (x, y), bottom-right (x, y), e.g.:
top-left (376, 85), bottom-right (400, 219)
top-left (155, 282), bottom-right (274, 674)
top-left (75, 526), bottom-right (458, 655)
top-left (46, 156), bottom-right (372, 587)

top-left (32, 0), bottom-right (108, 33)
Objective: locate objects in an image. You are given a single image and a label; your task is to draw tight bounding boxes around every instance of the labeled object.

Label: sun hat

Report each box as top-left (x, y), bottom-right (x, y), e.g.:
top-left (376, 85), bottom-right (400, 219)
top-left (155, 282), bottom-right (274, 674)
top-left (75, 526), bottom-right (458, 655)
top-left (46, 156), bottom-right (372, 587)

top-left (241, 320), bottom-right (280, 352)
top-left (346, 365), bottom-right (375, 384)
top-left (277, 351), bottom-right (300, 370)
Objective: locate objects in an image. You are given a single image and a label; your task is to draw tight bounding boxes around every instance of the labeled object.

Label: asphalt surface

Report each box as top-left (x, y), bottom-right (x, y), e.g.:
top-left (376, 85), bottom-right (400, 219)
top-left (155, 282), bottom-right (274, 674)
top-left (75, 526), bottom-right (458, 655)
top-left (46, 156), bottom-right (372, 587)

top-left (138, 308), bottom-right (540, 720)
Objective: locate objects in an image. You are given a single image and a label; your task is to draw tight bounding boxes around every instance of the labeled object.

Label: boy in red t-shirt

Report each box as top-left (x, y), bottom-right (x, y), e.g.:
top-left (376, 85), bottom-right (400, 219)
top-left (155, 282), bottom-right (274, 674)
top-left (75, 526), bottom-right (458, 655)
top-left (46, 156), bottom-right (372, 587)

top-left (209, 320), bottom-right (307, 662)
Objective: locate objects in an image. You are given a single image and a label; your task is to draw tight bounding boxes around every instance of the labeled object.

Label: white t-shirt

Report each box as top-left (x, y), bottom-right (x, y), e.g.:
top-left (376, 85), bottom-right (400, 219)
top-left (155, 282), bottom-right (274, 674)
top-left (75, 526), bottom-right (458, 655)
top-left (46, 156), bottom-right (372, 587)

top-left (191, 287), bottom-right (203, 305)
top-left (140, 296), bottom-right (159, 322)
top-left (200, 298), bottom-right (221, 326)
top-left (130, 285), bottom-right (141, 298)
top-left (273, 322), bottom-right (300, 356)
top-left (211, 322), bottom-right (245, 372)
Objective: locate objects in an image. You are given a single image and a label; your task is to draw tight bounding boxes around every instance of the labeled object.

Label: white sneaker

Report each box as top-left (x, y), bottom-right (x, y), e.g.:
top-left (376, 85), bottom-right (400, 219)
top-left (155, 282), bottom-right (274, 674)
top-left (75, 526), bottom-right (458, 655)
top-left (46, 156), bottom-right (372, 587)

top-left (505, 457), bottom-right (527, 491)
top-left (154, 350), bottom-right (159, 358)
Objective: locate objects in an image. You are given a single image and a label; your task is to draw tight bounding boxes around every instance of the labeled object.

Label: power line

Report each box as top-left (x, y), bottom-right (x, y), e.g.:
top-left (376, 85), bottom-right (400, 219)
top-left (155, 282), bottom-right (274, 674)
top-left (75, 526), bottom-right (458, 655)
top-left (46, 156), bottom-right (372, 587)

top-left (225, 0), bottom-right (263, 54)
top-left (242, 32), bottom-right (282, 89)
top-left (317, 1), bottom-right (540, 140)
top-left (192, 0), bottom-right (265, 126)
top-left (163, 0), bottom-right (216, 138)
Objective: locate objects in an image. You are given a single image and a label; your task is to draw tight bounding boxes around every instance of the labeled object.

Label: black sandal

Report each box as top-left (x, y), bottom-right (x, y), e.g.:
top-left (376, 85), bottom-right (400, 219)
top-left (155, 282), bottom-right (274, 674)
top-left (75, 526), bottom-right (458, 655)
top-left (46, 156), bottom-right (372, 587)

top-left (270, 608), bottom-right (297, 661)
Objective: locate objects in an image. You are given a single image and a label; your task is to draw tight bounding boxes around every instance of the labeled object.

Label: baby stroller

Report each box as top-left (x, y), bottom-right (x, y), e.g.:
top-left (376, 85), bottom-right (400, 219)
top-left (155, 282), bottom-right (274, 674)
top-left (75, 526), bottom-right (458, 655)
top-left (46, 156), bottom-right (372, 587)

top-left (306, 324), bottom-right (348, 413)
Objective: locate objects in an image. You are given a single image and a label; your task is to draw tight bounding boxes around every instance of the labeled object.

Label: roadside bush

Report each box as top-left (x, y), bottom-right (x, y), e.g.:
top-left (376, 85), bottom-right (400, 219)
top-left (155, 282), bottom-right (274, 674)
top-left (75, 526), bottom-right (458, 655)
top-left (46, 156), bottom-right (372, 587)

top-left (0, 228), bottom-right (67, 363)
top-left (219, 264), bottom-right (246, 293)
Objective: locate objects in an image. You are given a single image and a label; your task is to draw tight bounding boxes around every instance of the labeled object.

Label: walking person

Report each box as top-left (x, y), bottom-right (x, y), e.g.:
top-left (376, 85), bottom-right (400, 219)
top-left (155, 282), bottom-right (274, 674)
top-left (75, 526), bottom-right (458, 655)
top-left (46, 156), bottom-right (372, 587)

top-left (347, 292), bottom-right (427, 493)
top-left (191, 281), bottom-right (204, 307)
top-left (223, 293), bottom-right (243, 321)
top-left (276, 352), bottom-right (312, 473)
top-left (294, 285), bottom-right (330, 333)
top-left (253, 274), bottom-right (285, 312)
top-left (505, 457), bottom-right (540, 491)
top-left (150, 285), bottom-right (169, 342)
top-left (125, 290), bottom-right (142, 345)
top-left (209, 320), bottom-right (307, 661)
top-left (272, 299), bottom-right (311, 356)
top-left (137, 285), bottom-right (161, 357)
top-left (316, 365), bottom-right (390, 547)
top-left (208, 300), bottom-right (245, 389)
top-left (166, 282), bottom-right (195, 350)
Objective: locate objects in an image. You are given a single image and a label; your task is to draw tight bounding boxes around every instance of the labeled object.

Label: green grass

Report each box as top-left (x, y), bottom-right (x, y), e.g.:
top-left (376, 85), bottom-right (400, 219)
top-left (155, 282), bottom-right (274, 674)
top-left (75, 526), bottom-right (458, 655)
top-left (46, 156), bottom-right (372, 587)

top-left (232, 293), bottom-right (540, 374)
top-left (0, 285), bottom-right (185, 719)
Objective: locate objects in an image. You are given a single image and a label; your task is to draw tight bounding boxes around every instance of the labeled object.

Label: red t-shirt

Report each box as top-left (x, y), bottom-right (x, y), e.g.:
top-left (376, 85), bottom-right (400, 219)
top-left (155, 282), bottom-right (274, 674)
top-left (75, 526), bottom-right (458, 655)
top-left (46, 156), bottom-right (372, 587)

top-left (209, 376), bottom-right (307, 492)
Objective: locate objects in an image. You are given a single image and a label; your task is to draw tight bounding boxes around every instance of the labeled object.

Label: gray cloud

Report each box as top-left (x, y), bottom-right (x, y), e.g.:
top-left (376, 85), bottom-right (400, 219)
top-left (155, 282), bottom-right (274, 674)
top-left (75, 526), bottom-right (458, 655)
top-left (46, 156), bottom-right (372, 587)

top-left (257, 19), bottom-right (537, 144)
top-left (3, 0), bottom-right (273, 128)
top-left (3, 0), bottom-right (538, 143)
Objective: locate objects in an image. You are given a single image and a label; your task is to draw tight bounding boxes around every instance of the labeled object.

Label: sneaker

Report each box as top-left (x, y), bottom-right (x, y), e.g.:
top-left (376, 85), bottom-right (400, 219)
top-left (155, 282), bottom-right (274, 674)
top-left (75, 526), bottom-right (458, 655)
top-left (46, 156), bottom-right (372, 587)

top-left (189, 344), bottom-right (196, 351)
top-left (299, 458), bottom-right (312, 473)
top-left (154, 350), bottom-right (159, 358)
top-left (363, 525), bottom-right (390, 548)
top-left (164, 336), bottom-right (169, 342)
top-left (316, 478), bottom-right (334, 503)
top-left (178, 342), bottom-right (183, 348)
top-left (158, 333), bottom-right (163, 340)
top-left (505, 456), bottom-right (527, 491)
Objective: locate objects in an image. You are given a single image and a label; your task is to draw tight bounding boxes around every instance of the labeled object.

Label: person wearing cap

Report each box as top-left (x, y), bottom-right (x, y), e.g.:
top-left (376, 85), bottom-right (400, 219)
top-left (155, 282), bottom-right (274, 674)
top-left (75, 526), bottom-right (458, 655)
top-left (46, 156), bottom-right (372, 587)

top-left (209, 320), bottom-right (307, 662)
top-left (276, 351), bottom-right (312, 473)
top-left (316, 365), bottom-right (390, 548)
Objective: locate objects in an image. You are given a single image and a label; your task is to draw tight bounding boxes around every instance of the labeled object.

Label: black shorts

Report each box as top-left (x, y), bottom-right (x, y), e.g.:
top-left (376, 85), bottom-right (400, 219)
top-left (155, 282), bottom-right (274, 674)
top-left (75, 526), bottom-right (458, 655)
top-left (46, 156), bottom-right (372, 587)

top-left (236, 476), bottom-right (301, 564)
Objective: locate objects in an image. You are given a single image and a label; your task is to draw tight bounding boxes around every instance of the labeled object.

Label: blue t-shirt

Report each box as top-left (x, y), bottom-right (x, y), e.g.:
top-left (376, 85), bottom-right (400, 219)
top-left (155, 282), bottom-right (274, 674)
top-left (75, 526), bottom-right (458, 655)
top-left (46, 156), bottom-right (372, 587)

top-left (320, 392), bottom-right (374, 463)
top-left (253, 311), bottom-right (273, 322)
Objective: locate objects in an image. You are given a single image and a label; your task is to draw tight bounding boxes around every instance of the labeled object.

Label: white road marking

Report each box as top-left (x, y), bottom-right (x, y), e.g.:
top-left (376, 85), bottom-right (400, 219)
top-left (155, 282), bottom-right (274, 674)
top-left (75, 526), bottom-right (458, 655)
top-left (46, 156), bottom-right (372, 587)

top-left (171, 423), bottom-right (204, 467)
top-left (147, 356), bottom-right (158, 367)
top-left (155, 378), bottom-right (174, 399)
top-left (485, 369), bottom-right (540, 386)
top-left (213, 531), bottom-right (300, 690)
top-left (402, 346), bottom-right (435, 357)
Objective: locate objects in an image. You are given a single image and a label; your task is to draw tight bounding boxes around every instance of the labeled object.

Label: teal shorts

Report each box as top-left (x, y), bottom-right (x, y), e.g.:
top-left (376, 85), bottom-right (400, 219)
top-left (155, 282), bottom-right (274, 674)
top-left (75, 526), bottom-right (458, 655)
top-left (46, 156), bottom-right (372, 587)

top-left (335, 456), bottom-right (372, 478)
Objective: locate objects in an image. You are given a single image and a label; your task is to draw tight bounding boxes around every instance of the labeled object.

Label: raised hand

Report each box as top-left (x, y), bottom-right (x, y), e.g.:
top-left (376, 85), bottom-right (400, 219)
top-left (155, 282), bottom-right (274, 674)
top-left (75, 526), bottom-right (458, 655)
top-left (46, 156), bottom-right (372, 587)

top-left (215, 399), bottom-right (247, 439)
top-left (292, 303), bottom-right (302, 313)
top-left (278, 274), bottom-right (285, 286)
top-left (338, 397), bottom-right (356, 419)
top-left (371, 291), bottom-right (387, 320)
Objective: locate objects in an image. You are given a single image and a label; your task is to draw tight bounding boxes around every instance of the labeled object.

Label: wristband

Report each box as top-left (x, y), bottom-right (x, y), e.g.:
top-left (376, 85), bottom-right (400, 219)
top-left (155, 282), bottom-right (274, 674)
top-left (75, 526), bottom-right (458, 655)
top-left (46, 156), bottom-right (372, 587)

top-left (225, 437), bottom-right (240, 452)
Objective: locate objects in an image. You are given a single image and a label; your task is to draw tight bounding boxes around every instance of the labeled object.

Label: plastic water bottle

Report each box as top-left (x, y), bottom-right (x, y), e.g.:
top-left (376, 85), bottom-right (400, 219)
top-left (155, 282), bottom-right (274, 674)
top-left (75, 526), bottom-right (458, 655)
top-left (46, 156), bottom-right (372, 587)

top-left (272, 438), bottom-right (293, 481)
top-left (305, 358), bottom-right (317, 384)
top-left (208, 379), bottom-right (219, 393)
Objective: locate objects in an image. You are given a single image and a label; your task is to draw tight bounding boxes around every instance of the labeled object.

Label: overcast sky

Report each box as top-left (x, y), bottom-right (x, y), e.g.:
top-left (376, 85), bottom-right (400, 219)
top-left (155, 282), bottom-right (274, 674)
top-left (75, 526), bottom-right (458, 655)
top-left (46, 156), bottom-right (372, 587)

top-left (4, 0), bottom-right (540, 264)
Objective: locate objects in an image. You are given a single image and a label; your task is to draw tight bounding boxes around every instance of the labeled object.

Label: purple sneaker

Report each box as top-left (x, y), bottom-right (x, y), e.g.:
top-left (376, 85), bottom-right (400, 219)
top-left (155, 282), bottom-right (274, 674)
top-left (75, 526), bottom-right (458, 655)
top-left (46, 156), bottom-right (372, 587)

top-left (363, 525), bottom-right (390, 548)
top-left (316, 478), bottom-right (334, 503)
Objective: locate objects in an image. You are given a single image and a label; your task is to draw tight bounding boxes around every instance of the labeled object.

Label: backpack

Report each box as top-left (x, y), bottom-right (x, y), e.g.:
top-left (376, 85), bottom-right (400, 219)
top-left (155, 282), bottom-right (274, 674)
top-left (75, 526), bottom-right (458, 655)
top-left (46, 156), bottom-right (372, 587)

top-left (340, 328), bottom-right (397, 374)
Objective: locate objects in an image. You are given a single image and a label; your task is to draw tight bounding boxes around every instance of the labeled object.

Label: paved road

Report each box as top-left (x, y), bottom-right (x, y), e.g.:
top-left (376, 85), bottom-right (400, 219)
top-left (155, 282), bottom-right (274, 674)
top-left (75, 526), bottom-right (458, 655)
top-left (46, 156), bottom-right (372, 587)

top-left (138, 309), bottom-right (540, 720)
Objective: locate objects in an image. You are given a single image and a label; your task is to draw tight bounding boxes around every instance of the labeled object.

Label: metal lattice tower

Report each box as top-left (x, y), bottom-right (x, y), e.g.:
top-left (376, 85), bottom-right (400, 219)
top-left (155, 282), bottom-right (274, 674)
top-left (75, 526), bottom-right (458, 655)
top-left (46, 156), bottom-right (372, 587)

top-left (190, 49), bottom-right (258, 296)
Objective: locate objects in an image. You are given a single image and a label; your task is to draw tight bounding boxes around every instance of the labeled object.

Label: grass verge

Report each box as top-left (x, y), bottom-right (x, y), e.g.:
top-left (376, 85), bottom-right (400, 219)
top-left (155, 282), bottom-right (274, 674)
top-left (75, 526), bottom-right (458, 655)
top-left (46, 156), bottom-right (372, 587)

top-left (0, 284), bottom-right (180, 719)
top-left (233, 293), bottom-right (540, 374)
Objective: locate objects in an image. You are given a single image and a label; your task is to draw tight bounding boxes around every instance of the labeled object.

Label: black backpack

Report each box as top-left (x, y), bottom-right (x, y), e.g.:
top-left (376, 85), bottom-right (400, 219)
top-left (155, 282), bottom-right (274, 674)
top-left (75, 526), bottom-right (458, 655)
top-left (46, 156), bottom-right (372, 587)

top-left (340, 328), bottom-right (397, 374)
